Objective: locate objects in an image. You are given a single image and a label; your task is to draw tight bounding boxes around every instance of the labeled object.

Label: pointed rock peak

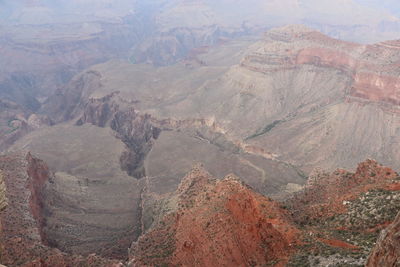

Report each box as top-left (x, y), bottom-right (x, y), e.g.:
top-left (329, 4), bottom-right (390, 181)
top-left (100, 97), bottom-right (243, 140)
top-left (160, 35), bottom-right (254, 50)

top-left (131, 167), bottom-right (300, 267)
top-left (177, 163), bottom-right (213, 195)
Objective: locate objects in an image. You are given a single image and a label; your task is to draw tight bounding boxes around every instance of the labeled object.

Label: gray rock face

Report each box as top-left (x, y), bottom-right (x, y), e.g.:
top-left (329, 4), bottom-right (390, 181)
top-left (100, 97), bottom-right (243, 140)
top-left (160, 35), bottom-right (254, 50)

top-left (10, 125), bottom-right (143, 259)
top-left (157, 25), bottom-right (400, 173)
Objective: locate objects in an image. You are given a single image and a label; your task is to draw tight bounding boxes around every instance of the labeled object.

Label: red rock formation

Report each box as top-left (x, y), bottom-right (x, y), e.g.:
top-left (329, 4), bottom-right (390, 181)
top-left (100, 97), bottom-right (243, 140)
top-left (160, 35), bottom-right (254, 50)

top-left (241, 25), bottom-right (400, 108)
top-left (367, 212), bottom-right (400, 267)
top-left (129, 166), bottom-right (300, 267)
top-left (1, 153), bottom-right (400, 266)
top-left (291, 159), bottom-right (399, 221)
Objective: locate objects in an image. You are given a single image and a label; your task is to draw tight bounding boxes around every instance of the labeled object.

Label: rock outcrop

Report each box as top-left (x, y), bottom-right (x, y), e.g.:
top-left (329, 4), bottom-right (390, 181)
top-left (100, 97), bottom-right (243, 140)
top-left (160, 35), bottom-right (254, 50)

top-left (367, 211), bottom-right (400, 267)
top-left (1, 153), bottom-right (399, 266)
top-left (41, 70), bottom-right (104, 124)
top-left (76, 92), bottom-right (160, 178)
top-left (130, 160), bottom-right (400, 266)
top-left (129, 165), bottom-right (300, 267)
top-left (284, 159), bottom-right (400, 266)
top-left (290, 159), bottom-right (399, 222)
top-left (0, 98), bottom-right (52, 151)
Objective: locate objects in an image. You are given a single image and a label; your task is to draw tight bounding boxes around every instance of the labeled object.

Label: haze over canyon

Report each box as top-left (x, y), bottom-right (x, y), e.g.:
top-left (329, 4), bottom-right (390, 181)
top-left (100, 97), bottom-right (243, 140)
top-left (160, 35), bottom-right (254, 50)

top-left (1, 0), bottom-right (400, 266)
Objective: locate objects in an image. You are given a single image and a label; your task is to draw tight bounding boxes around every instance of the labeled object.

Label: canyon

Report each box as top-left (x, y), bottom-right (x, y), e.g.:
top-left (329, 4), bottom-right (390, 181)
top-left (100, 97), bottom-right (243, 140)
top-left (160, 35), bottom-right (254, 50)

top-left (0, 153), bottom-right (122, 266)
top-left (1, 1), bottom-right (400, 265)
top-left (1, 153), bottom-right (400, 266)
top-left (52, 25), bottom-right (400, 175)
top-left (3, 25), bottom-right (400, 265)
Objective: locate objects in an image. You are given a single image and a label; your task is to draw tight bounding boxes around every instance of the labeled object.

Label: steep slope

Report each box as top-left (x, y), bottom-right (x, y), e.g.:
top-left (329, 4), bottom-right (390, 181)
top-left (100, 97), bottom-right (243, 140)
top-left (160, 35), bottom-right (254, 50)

top-left (290, 159), bottom-right (399, 221)
top-left (3, 1), bottom-right (400, 153)
top-left (0, 153), bottom-right (122, 266)
top-left (15, 86), bottom-right (306, 256)
top-left (1, 153), bottom-right (399, 266)
top-left (73, 25), bottom-right (400, 174)
top-left (9, 124), bottom-right (143, 259)
top-left (367, 211), bottom-right (400, 266)
top-left (131, 159), bottom-right (400, 267)
top-left (129, 165), bottom-right (300, 267)
top-left (160, 25), bottom-right (400, 172)
top-left (37, 65), bottom-right (306, 199)
top-left (285, 160), bottom-right (400, 266)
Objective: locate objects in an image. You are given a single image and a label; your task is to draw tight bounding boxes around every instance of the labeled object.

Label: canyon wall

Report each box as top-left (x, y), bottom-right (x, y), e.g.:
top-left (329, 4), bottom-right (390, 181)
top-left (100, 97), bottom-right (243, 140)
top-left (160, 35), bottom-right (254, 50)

top-left (0, 153), bottom-right (123, 266)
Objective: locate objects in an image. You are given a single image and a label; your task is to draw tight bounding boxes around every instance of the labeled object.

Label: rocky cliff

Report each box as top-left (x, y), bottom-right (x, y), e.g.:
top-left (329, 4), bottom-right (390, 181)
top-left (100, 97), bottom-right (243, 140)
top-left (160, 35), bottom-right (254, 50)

top-left (129, 165), bottom-right (300, 267)
top-left (130, 159), bottom-right (400, 266)
top-left (61, 25), bottom-right (400, 175)
top-left (284, 160), bottom-right (400, 266)
top-left (0, 153), bottom-right (122, 266)
top-left (367, 211), bottom-right (400, 266)
top-left (1, 153), bottom-right (399, 266)
top-left (290, 159), bottom-right (399, 222)
top-left (76, 92), bottom-right (160, 178)
top-left (9, 124), bottom-right (144, 259)
top-left (243, 26), bottom-right (400, 172)
top-left (158, 25), bottom-right (400, 173)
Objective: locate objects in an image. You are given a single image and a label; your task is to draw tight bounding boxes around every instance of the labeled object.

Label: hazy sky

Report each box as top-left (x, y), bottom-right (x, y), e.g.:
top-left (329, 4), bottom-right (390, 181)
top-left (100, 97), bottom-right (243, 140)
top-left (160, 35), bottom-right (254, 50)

top-left (1, 0), bottom-right (400, 43)
top-left (0, 0), bottom-right (399, 24)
